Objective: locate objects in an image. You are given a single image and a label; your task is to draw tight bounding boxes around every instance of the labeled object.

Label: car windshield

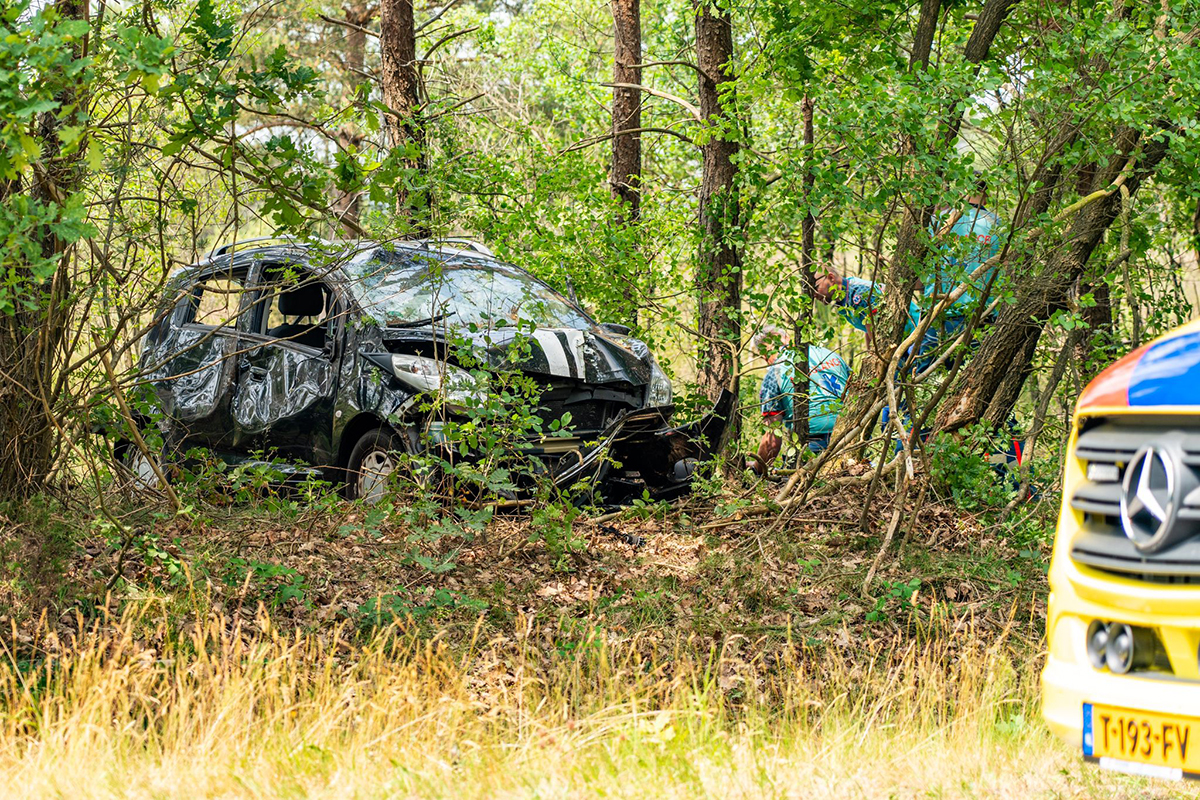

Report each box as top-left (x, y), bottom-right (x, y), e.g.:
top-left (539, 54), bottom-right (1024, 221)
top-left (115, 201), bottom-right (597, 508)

top-left (344, 250), bottom-right (594, 330)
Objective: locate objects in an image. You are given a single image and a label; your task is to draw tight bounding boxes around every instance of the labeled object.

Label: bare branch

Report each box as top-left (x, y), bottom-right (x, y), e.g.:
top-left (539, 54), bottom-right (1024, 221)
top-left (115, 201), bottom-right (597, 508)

top-left (601, 82), bottom-right (701, 121)
top-left (416, 0), bottom-right (465, 33)
top-left (319, 13), bottom-right (378, 38)
top-left (562, 126), bottom-right (695, 154)
top-left (426, 91), bottom-right (485, 121)
top-left (424, 25), bottom-right (478, 59)
top-left (633, 59), bottom-right (707, 78)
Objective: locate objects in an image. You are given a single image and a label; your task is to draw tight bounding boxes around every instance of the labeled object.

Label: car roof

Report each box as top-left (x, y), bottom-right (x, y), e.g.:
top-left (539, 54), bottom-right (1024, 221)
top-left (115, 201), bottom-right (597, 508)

top-left (171, 239), bottom-right (554, 300)
top-left (185, 239), bottom-right (503, 275)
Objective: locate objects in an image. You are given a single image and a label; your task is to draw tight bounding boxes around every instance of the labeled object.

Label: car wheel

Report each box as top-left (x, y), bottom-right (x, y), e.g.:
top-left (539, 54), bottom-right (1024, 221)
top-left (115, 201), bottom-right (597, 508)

top-left (345, 428), bottom-right (406, 503)
top-left (114, 439), bottom-right (167, 490)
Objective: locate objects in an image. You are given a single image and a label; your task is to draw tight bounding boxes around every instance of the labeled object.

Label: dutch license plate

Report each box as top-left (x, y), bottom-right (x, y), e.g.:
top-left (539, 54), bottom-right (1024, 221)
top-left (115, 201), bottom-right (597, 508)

top-left (1084, 702), bottom-right (1200, 781)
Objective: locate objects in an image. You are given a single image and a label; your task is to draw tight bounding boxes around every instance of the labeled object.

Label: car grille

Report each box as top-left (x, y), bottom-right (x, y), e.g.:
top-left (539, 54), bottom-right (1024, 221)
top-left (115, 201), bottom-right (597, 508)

top-left (1069, 417), bottom-right (1200, 582)
top-left (534, 379), bottom-right (643, 435)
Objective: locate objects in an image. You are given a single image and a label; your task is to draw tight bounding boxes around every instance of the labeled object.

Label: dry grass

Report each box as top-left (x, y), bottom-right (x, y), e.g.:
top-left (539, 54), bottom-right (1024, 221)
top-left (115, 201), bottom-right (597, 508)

top-left (0, 605), bottom-right (1172, 799)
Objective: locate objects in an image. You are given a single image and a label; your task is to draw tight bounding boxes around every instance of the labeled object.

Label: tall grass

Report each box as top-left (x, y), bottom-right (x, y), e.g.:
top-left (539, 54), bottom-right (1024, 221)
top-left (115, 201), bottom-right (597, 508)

top-left (0, 607), bottom-right (1150, 797)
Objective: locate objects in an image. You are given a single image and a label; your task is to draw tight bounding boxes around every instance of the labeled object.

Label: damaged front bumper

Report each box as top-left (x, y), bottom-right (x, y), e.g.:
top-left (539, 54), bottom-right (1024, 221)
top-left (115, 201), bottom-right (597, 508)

top-left (550, 389), bottom-right (735, 504)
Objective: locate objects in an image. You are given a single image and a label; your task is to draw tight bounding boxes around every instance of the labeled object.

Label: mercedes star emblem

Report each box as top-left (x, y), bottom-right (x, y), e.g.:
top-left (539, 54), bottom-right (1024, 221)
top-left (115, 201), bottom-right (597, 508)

top-left (1120, 445), bottom-right (1176, 553)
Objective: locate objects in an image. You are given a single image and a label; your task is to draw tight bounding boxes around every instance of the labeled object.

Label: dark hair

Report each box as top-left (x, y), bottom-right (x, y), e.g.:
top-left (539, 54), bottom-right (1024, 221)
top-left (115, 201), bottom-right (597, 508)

top-left (973, 172), bottom-right (988, 193)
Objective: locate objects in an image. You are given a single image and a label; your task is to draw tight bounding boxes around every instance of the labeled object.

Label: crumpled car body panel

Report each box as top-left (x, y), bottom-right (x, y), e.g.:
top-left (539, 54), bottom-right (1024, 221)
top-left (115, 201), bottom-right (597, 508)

top-left (378, 325), bottom-right (652, 387)
top-left (151, 328), bottom-right (233, 423)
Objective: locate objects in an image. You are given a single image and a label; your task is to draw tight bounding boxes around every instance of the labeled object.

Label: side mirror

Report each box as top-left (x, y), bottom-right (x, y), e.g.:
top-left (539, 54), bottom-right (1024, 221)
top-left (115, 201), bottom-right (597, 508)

top-left (599, 322), bottom-right (632, 336)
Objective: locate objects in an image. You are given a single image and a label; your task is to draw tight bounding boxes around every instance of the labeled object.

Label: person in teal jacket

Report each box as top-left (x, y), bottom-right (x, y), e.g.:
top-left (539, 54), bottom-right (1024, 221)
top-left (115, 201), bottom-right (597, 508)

top-left (924, 175), bottom-right (1003, 313)
top-left (915, 174), bottom-right (1003, 371)
top-left (815, 175), bottom-right (1003, 373)
top-left (815, 273), bottom-right (918, 344)
top-left (754, 327), bottom-right (850, 473)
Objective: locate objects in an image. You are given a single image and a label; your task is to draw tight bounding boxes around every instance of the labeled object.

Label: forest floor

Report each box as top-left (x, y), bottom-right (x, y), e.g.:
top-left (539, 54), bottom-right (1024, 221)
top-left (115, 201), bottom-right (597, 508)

top-left (0, 478), bottom-right (1188, 797)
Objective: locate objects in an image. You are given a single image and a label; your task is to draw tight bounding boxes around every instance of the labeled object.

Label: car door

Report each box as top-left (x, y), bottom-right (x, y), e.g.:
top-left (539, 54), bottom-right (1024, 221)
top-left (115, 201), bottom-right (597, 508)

top-left (145, 261), bottom-right (253, 453)
top-left (229, 261), bottom-right (342, 467)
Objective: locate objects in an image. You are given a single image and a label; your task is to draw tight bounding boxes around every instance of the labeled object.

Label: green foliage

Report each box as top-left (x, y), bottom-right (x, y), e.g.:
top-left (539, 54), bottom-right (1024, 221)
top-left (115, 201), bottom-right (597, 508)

top-left (529, 499), bottom-right (583, 568)
top-left (866, 577), bottom-right (921, 623)
top-left (357, 586), bottom-right (486, 628)
top-left (140, 530), bottom-right (188, 586)
top-left (5, 0), bottom-right (1200, 565)
top-left (927, 427), bottom-right (1012, 512)
top-left (227, 557), bottom-right (309, 608)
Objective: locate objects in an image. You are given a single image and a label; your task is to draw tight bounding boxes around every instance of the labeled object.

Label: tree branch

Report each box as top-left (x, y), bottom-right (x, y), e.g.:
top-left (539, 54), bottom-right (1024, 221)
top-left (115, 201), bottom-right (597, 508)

top-left (601, 82), bottom-right (701, 121)
top-left (423, 25), bottom-right (478, 59)
top-left (562, 126), bottom-right (695, 153)
top-left (319, 13), bottom-right (378, 38)
top-left (633, 59), bottom-right (707, 78)
top-left (416, 0), bottom-right (465, 33)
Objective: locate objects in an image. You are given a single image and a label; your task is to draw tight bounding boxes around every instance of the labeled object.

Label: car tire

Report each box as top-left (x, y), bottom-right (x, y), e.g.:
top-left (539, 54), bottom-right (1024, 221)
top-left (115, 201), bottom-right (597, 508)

top-left (344, 428), bottom-right (406, 503)
top-left (114, 438), bottom-right (168, 491)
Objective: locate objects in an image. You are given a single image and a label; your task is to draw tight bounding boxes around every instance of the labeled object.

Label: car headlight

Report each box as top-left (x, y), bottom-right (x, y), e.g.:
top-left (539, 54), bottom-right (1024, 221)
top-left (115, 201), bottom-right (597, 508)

top-left (389, 354), bottom-right (485, 411)
top-left (647, 359), bottom-right (673, 407)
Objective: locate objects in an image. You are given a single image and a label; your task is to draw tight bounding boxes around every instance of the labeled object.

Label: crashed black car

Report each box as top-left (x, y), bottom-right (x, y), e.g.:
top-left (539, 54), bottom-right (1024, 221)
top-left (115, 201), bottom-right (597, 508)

top-left (121, 238), bottom-right (731, 503)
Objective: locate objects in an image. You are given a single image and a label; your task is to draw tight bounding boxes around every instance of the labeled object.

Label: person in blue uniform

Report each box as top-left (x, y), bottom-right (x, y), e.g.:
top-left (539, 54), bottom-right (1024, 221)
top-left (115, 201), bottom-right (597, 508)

top-left (754, 327), bottom-right (850, 473)
top-left (814, 175), bottom-right (1003, 373)
top-left (915, 174), bottom-right (1003, 371)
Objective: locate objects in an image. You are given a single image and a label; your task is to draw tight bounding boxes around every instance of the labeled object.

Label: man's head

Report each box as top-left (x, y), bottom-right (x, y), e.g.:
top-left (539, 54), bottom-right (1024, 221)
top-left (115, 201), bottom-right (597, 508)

top-left (814, 269), bottom-right (842, 302)
top-left (751, 323), bottom-right (790, 360)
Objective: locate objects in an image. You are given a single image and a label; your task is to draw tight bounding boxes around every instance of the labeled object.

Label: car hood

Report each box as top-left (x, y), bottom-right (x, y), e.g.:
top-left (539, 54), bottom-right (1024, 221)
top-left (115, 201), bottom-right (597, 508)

top-left (381, 326), bottom-right (655, 386)
top-left (1078, 317), bottom-right (1200, 412)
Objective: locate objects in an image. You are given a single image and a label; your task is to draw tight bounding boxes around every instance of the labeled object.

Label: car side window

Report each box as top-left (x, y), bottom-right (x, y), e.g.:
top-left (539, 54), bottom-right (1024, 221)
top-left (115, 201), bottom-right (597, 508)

top-left (254, 267), bottom-right (336, 352)
top-left (183, 275), bottom-right (248, 329)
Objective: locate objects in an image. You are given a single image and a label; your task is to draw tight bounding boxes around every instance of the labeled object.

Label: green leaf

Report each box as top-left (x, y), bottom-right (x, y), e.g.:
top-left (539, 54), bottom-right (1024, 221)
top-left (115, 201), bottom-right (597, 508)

top-left (86, 138), bottom-right (102, 170)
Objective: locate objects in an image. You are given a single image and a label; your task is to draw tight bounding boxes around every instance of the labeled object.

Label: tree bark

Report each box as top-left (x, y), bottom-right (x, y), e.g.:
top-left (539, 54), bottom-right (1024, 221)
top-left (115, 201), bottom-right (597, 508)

top-left (611, 0), bottom-right (641, 223)
top-left (882, 0), bottom-right (1016, 339)
top-left (1192, 195), bottom-right (1200, 258)
top-left (830, 0), bottom-right (1017, 448)
top-left (0, 0), bottom-right (88, 498)
top-left (936, 128), bottom-right (1171, 431)
top-left (611, 0), bottom-right (642, 327)
top-left (910, 0), bottom-right (940, 72)
top-left (793, 95), bottom-right (815, 445)
top-left (827, 0), bottom-right (943, 452)
top-left (333, 1), bottom-right (377, 236)
top-left (1073, 277), bottom-right (1112, 380)
top-left (694, 0), bottom-right (741, 437)
top-left (379, 0), bottom-right (430, 234)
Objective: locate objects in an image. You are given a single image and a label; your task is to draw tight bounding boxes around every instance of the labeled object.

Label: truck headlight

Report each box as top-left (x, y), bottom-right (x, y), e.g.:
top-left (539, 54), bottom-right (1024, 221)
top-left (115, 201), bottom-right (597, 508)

top-left (647, 360), bottom-right (673, 407)
top-left (389, 354), bottom-right (485, 411)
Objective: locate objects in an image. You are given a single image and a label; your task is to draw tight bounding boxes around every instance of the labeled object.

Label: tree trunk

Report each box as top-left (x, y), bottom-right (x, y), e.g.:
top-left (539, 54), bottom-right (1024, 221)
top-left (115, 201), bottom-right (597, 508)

top-left (379, 0), bottom-right (429, 234)
top-left (1073, 277), bottom-right (1112, 380)
top-left (611, 0), bottom-right (642, 326)
top-left (910, 0), bottom-right (940, 72)
top-left (694, 0), bottom-right (741, 442)
top-left (611, 0), bottom-right (641, 222)
top-left (333, 1), bottom-right (376, 236)
top-left (827, 0), bottom-right (942, 452)
top-left (0, 0), bottom-right (89, 499)
top-left (881, 0), bottom-right (1016, 339)
top-left (793, 95), bottom-right (815, 445)
top-left (1192, 195), bottom-right (1200, 258)
top-left (878, 0), bottom-right (942, 333)
top-left (936, 128), bottom-right (1171, 431)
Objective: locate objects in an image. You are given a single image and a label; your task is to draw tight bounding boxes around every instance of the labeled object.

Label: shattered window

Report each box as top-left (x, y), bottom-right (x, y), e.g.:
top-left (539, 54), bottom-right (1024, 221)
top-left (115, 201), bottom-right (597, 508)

top-left (187, 277), bottom-right (247, 329)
